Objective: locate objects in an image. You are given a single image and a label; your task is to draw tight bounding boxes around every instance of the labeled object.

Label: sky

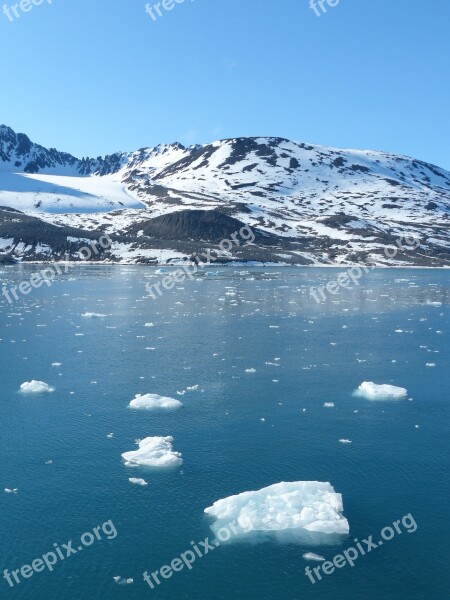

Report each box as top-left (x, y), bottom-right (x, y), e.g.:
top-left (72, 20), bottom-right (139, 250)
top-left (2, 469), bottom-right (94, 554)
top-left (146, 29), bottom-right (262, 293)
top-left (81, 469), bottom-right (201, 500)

top-left (0, 0), bottom-right (449, 168)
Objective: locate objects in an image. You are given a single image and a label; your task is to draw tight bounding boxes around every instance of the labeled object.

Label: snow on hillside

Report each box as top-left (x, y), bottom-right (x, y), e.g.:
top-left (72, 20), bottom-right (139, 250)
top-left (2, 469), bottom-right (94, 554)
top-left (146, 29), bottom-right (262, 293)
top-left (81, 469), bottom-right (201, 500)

top-left (1, 125), bottom-right (449, 266)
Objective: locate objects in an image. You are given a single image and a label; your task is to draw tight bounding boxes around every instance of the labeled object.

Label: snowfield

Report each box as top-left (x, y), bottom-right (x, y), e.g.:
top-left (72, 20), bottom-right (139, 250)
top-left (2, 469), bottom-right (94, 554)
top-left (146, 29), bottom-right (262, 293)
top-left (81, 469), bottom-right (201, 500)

top-left (2, 125), bottom-right (450, 266)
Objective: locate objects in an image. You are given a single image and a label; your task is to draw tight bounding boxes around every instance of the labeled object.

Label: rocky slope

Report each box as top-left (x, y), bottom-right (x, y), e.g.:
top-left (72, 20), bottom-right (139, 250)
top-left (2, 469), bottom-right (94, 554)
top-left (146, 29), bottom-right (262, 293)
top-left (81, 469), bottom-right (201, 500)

top-left (0, 125), bottom-right (449, 266)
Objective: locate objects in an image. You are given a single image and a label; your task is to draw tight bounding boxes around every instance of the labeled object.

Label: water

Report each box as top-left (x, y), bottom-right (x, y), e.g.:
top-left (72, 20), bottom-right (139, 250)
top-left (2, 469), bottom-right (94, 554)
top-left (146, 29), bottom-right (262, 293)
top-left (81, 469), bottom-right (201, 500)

top-left (0, 266), bottom-right (449, 600)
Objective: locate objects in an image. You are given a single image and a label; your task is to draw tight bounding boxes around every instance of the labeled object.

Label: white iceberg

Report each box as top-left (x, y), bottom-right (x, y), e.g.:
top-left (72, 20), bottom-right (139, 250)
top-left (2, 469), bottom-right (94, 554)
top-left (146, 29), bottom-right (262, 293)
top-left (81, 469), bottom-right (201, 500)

top-left (303, 552), bottom-right (325, 561)
top-left (129, 477), bottom-right (148, 486)
top-left (81, 312), bottom-right (107, 318)
top-left (122, 436), bottom-right (183, 468)
top-left (204, 481), bottom-right (349, 536)
top-left (128, 393), bottom-right (183, 411)
top-left (355, 381), bottom-right (408, 400)
top-left (20, 381), bottom-right (55, 394)
top-left (113, 576), bottom-right (134, 585)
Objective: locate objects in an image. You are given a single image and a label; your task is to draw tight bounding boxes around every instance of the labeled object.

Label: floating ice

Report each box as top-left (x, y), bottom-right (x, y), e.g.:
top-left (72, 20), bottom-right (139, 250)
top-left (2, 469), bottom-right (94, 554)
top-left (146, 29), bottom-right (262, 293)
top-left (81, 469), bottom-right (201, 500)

top-left (339, 439), bottom-right (352, 444)
top-left (303, 552), bottom-right (325, 561)
top-left (4, 488), bottom-right (18, 494)
top-left (122, 436), bottom-right (183, 468)
top-left (245, 368), bottom-right (256, 373)
top-left (20, 380), bottom-right (55, 394)
top-left (113, 576), bottom-right (134, 585)
top-left (128, 393), bottom-right (183, 410)
top-left (129, 478), bottom-right (148, 486)
top-left (355, 381), bottom-right (408, 400)
top-left (324, 402), bottom-right (334, 408)
top-left (81, 312), bottom-right (107, 318)
top-left (204, 481), bottom-right (349, 536)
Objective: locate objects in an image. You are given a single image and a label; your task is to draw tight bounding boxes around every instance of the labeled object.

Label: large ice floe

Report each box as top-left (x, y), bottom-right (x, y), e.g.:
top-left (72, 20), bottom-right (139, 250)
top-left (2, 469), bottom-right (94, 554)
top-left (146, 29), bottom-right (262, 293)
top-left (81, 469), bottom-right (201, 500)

top-left (122, 436), bottom-right (183, 468)
top-left (355, 381), bottom-right (408, 400)
top-left (20, 381), bottom-right (55, 394)
top-left (128, 393), bottom-right (183, 410)
top-left (204, 481), bottom-right (349, 537)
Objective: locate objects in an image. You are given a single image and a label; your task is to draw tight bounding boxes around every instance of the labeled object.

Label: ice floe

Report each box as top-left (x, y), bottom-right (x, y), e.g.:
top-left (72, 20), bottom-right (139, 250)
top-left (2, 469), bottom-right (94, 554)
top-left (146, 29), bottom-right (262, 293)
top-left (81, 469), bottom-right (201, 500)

top-left (355, 381), bottom-right (408, 400)
top-left (303, 552), bottom-right (325, 561)
top-left (20, 380), bottom-right (55, 394)
top-left (128, 393), bottom-right (183, 411)
top-left (113, 576), bottom-right (134, 585)
top-left (204, 481), bottom-right (349, 536)
top-left (122, 436), bottom-right (183, 468)
top-left (129, 478), bottom-right (148, 486)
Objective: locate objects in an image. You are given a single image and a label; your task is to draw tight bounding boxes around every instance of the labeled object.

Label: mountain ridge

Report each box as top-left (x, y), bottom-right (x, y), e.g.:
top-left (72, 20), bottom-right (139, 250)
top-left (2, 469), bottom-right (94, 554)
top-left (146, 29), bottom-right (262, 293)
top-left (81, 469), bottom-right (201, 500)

top-left (0, 125), bottom-right (449, 266)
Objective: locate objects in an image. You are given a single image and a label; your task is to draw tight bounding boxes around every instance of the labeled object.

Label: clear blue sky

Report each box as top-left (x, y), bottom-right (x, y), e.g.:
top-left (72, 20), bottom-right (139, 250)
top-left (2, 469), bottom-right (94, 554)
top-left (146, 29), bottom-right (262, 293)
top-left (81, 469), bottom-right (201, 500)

top-left (0, 0), bottom-right (449, 168)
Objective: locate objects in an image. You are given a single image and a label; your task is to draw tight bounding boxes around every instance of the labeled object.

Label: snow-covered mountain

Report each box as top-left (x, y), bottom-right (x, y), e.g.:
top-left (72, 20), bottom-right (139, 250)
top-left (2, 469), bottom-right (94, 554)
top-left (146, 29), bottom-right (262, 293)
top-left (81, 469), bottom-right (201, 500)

top-left (1, 124), bottom-right (449, 266)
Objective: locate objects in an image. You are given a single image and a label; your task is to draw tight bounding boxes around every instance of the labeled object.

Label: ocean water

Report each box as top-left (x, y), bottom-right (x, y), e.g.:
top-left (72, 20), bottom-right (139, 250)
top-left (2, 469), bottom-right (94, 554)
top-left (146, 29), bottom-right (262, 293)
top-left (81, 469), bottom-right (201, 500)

top-left (0, 266), bottom-right (449, 600)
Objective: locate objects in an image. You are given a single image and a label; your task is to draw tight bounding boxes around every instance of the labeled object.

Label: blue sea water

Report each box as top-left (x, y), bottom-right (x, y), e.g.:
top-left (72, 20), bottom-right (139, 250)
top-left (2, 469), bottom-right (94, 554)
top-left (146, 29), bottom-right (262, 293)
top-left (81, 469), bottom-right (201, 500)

top-left (0, 266), bottom-right (449, 600)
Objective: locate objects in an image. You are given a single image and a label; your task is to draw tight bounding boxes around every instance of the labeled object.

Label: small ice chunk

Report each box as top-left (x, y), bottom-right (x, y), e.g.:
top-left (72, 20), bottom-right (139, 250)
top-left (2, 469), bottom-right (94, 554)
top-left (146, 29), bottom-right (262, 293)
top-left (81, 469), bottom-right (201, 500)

top-left (245, 368), bottom-right (256, 373)
top-left (128, 393), bottom-right (183, 411)
top-left (4, 488), bottom-right (18, 494)
top-left (355, 381), bottom-right (408, 400)
top-left (20, 381), bottom-right (55, 394)
top-left (122, 436), bottom-right (183, 468)
top-left (81, 312), bottom-right (106, 318)
top-left (339, 439), bottom-right (352, 444)
top-left (204, 481), bottom-right (349, 536)
top-left (324, 402), bottom-right (335, 408)
top-left (113, 576), bottom-right (134, 585)
top-left (129, 478), bottom-right (148, 486)
top-left (303, 552), bottom-right (325, 562)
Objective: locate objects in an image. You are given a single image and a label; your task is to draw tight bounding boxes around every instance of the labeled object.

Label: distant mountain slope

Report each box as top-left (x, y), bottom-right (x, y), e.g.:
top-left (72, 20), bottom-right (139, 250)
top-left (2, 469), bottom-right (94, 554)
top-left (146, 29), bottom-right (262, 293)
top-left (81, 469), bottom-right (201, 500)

top-left (0, 125), bottom-right (449, 266)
